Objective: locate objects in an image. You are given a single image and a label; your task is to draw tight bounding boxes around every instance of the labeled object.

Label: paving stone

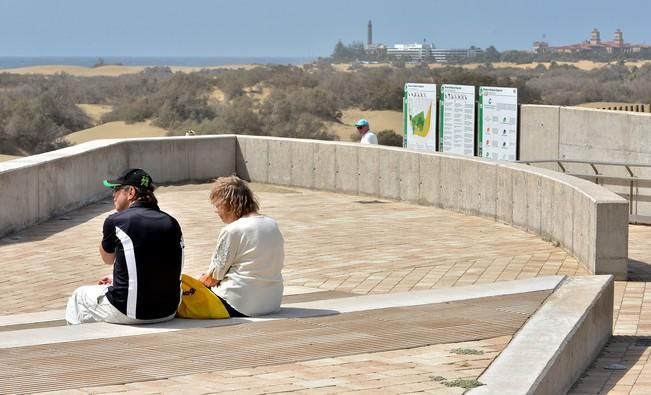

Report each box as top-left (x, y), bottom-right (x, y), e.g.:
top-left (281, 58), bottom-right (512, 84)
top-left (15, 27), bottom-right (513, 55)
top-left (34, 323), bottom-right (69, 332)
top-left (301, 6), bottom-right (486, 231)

top-left (9, 184), bottom-right (651, 394)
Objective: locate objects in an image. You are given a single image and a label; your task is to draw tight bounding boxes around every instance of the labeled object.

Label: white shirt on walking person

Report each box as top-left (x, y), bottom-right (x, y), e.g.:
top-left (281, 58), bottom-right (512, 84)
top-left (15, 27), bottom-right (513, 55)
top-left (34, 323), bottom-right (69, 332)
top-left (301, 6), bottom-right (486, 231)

top-left (361, 131), bottom-right (378, 144)
top-left (355, 118), bottom-right (378, 145)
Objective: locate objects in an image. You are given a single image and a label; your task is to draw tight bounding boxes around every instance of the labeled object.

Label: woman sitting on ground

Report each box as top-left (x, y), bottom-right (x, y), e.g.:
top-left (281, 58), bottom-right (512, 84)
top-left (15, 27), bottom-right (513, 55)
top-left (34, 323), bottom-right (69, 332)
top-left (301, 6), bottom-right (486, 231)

top-left (199, 176), bottom-right (284, 317)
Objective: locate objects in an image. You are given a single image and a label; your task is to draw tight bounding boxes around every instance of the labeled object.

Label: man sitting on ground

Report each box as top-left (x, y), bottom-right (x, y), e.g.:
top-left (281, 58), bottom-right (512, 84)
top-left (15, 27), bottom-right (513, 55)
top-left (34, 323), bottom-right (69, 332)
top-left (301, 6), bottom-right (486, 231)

top-left (66, 168), bottom-right (184, 325)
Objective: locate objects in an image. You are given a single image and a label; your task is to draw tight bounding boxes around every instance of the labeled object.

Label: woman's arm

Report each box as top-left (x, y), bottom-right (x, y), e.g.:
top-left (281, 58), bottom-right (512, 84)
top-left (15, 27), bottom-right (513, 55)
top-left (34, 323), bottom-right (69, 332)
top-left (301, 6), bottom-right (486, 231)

top-left (199, 274), bottom-right (220, 287)
top-left (205, 229), bottom-right (237, 284)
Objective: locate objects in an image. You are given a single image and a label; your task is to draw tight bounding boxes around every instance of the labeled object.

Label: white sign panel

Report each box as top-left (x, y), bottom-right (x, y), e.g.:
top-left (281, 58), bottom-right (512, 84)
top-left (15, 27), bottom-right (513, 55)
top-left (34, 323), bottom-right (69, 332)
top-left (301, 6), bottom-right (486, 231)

top-left (439, 84), bottom-right (475, 156)
top-left (478, 86), bottom-right (518, 161)
top-left (403, 83), bottom-right (437, 153)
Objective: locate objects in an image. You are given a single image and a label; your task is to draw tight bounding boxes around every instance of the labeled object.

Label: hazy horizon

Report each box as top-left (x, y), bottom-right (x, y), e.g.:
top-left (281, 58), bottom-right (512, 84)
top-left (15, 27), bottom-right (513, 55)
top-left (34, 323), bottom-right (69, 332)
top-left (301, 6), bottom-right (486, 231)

top-left (1, 0), bottom-right (650, 57)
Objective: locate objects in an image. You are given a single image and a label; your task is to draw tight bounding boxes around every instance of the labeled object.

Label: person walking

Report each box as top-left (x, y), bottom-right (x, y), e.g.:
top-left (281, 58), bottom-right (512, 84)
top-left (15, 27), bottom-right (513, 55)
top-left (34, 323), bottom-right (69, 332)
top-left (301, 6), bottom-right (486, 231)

top-left (355, 119), bottom-right (378, 144)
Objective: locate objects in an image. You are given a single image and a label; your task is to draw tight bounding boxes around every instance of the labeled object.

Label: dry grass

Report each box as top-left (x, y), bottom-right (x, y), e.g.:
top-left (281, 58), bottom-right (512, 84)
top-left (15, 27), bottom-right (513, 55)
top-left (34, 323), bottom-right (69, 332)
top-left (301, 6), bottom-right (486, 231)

top-left (64, 120), bottom-right (168, 144)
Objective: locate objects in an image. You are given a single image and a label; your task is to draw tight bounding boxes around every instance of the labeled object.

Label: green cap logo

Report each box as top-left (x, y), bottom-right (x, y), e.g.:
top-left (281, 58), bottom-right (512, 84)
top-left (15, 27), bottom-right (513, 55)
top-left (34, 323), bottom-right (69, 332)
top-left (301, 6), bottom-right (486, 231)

top-left (140, 175), bottom-right (150, 187)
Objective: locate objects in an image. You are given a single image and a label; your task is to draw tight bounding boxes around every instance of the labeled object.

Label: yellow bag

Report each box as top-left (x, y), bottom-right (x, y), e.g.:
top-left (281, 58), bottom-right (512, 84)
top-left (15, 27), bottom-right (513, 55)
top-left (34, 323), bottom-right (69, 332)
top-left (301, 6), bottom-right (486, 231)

top-left (177, 274), bottom-right (230, 319)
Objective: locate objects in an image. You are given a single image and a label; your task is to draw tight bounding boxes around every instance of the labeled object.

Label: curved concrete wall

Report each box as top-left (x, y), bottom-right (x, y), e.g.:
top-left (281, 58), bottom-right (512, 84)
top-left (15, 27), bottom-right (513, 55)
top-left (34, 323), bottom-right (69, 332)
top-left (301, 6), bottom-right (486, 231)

top-left (520, 105), bottom-right (651, 164)
top-left (235, 136), bottom-right (628, 279)
top-left (0, 136), bottom-right (237, 236)
top-left (0, 135), bottom-right (628, 279)
top-left (520, 105), bottom-right (651, 220)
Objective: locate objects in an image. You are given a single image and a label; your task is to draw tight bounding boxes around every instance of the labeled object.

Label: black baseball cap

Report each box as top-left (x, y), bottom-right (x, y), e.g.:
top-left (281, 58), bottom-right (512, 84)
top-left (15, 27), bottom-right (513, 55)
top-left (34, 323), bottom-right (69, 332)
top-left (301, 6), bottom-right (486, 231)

top-left (102, 168), bottom-right (154, 190)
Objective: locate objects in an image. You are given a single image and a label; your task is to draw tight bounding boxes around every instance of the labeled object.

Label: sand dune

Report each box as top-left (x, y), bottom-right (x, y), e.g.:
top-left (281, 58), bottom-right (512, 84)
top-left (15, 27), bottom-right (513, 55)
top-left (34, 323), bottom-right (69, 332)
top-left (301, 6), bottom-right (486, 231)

top-left (77, 104), bottom-right (113, 124)
top-left (0, 64), bottom-right (260, 77)
top-left (4, 60), bottom-right (651, 78)
top-left (210, 88), bottom-right (226, 102)
top-left (65, 107), bottom-right (402, 144)
top-left (65, 121), bottom-right (168, 144)
top-left (333, 60), bottom-right (651, 72)
top-left (457, 60), bottom-right (649, 71)
top-left (0, 154), bottom-right (22, 163)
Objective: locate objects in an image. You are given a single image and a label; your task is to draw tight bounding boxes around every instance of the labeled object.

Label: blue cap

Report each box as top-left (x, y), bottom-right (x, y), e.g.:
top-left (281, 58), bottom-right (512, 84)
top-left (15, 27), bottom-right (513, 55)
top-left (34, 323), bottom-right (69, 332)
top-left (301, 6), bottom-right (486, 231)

top-left (355, 119), bottom-right (369, 127)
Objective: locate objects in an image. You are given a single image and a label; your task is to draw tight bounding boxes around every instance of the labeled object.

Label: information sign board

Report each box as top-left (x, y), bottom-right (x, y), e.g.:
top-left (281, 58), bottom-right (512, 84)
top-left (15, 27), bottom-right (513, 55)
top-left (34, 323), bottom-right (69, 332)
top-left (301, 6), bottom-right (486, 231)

top-left (478, 86), bottom-right (518, 161)
top-left (403, 83), bottom-right (437, 153)
top-left (439, 84), bottom-right (475, 156)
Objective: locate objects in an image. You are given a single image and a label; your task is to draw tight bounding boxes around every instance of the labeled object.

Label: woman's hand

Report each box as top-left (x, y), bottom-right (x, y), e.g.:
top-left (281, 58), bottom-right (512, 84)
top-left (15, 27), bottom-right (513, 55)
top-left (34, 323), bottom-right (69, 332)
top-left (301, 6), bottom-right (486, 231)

top-left (97, 275), bottom-right (113, 285)
top-left (199, 273), bottom-right (220, 288)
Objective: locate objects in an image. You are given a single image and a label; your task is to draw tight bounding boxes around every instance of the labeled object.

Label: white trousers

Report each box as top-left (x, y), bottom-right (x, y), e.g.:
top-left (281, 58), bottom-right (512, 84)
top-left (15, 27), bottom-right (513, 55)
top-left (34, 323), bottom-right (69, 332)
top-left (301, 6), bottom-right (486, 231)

top-left (65, 284), bottom-right (175, 325)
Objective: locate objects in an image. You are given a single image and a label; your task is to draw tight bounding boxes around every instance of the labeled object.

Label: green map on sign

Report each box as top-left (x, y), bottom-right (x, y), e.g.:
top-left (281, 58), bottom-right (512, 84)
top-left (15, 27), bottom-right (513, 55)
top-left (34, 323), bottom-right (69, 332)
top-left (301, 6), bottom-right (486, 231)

top-left (409, 103), bottom-right (432, 137)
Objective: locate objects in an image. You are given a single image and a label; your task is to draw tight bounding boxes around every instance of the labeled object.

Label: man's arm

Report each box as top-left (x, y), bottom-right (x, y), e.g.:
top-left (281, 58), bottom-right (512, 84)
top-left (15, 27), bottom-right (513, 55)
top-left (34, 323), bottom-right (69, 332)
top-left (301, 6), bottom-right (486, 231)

top-left (99, 244), bottom-right (115, 265)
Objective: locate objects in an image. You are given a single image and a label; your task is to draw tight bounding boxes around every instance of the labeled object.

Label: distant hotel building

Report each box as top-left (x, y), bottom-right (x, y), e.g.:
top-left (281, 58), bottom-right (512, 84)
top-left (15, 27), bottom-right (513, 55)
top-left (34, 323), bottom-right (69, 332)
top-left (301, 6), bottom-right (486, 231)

top-left (384, 44), bottom-right (479, 63)
top-left (386, 43), bottom-right (432, 61)
top-left (364, 20), bottom-right (479, 63)
top-left (533, 29), bottom-right (651, 54)
top-left (430, 47), bottom-right (481, 63)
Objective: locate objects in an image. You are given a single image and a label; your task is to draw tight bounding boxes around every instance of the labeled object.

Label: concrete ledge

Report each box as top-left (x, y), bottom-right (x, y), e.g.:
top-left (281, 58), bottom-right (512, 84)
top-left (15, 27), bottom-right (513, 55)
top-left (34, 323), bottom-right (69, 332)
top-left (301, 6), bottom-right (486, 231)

top-left (0, 276), bottom-right (564, 349)
top-left (469, 275), bottom-right (614, 395)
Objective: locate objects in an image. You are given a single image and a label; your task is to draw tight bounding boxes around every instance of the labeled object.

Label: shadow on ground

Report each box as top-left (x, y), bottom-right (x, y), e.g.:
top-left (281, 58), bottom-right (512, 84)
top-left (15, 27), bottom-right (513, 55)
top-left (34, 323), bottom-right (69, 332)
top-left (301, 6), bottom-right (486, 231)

top-left (0, 199), bottom-right (113, 245)
top-left (628, 259), bottom-right (651, 281)
top-left (570, 335), bottom-right (651, 394)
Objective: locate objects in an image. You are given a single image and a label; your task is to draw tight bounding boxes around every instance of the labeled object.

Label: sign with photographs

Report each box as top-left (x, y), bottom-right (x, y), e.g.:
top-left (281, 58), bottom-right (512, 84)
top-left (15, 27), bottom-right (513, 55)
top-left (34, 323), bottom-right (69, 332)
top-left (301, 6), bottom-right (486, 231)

top-left (478, 86), bottom-right (518, 161)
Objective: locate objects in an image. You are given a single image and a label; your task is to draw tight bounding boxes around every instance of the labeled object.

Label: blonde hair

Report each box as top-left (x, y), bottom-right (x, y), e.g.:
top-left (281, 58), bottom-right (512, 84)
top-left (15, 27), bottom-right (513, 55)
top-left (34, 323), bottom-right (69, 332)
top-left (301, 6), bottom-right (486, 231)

top-left (209, 176), bottom-right (259, 219)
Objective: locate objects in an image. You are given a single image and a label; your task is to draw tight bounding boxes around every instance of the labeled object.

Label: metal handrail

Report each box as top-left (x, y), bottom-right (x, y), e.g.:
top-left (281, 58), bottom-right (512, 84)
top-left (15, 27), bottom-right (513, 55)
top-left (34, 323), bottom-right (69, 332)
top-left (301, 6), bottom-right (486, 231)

top-left (519, 159), bottom-right (651, 224)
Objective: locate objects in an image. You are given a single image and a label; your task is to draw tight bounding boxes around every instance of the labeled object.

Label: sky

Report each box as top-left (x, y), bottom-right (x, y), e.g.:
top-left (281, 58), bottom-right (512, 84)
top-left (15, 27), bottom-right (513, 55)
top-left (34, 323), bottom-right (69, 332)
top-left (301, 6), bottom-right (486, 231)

top-left (1, 0), bottom-right (650, 58)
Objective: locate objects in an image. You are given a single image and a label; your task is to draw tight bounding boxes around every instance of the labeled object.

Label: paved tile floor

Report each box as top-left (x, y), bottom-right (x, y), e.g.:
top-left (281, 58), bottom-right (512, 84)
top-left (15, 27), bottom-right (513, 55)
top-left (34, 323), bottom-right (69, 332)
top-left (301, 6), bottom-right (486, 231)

top-left (569, 225), bottom-right (651, 395)
top-left (1, 183), bottom-right (650, 394)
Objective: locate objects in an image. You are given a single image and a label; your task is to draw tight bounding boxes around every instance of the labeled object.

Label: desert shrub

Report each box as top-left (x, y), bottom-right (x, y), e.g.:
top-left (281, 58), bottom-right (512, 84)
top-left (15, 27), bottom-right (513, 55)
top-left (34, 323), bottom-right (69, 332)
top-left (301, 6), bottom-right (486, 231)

top-left (214, 96), bottom-right (265, 135)
top-left (258, 88), bottom-right (337, 140)
top-left (260, 87), bottom-right (339, 122)
top-left (102, 72), bottom-right (216, 126)
top-left (0, 76), bottom-right (89, 154)
top-left (377, 129), bottom-right (403, 146)
top-left (265, 113), bottom-right (335, 140)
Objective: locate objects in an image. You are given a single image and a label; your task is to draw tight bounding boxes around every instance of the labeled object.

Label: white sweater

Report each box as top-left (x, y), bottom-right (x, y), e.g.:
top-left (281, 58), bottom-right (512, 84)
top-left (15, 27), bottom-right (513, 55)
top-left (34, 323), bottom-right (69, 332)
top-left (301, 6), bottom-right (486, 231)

top-left (207, 215), bottom-right (284, 316)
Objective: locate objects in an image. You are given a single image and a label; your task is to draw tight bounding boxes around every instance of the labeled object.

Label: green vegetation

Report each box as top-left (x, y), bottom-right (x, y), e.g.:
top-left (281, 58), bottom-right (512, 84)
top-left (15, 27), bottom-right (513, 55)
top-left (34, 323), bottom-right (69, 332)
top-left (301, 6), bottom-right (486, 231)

top-left (442, 378), bottom-right (484, 389)
top-left (377, 130), bottom-right (403, 147)
top-left (2, 61), bottom-right (651, 155)
top-left (429, 375), bottom-right (484, 390)
top-left (450, 348), bottom-right (484, 355)
top-left (0, 74), bottom-right (91, 154)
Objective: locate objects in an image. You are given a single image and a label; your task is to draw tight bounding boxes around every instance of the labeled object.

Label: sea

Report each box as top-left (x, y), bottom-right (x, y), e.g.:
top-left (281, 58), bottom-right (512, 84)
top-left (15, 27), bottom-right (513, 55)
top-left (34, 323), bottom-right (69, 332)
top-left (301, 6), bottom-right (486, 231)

top-left (0, 56), bottom-right (316, 69)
